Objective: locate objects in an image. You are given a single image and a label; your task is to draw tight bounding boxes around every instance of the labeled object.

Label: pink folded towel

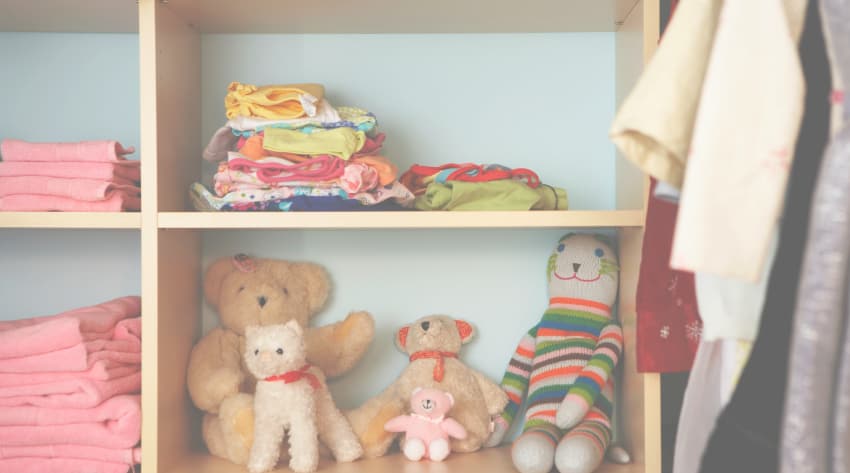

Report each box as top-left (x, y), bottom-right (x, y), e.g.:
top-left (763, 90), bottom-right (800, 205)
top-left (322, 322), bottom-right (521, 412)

top-left (0, 445), bottom-right (141, 465)
top-left (0, 296), bottom-right (141, 335)
top-left (0, 318), bottom-right (82, 360)
top-left (0, 343), bottom-right (89, 374)
top-left (0, 457), bottom-right (135, 473)
top-left (0, 192), bottom-right (141, 211)
top-left (0, 139), bottom-right (135, 162)
top-left (0, 361), bottom-right (138, 388)
top-left (0, 176), bottom-right (140, 201)
top-left (0, 394), bottom-right (140, 440)
top-left (0, 161), bottom-right (140, 182)
top-left (0, 393), bottom-right (139, 426)
top-left (0, 370), bottom-right (140, 408)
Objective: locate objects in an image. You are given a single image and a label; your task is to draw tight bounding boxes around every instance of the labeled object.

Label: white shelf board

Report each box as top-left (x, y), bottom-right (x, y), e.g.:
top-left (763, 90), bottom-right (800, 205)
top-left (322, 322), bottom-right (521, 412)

top-left (0, 212), bottom-right (141, 229)
top-left (157, 210), bottom-right (644, 229)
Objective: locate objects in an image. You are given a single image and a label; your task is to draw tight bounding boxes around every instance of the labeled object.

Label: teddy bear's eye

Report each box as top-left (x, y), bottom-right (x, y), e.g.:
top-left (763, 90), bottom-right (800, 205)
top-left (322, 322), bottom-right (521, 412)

top-left (276, 348), bottom-right (284, 355)
top-left (595, 248), bottom-right (605, 257)
top-left (238, 286), bottom-right (245, 293)
top-left (557, 243), bottom-right (565, 253)
top-left (253, 349), bottom-right (259, 356)
top-left (282, 287), bottom-right (289, 296)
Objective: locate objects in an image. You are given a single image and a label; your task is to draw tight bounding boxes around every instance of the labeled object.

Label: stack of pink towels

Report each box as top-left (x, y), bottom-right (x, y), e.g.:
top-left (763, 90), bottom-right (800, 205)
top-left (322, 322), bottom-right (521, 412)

top-left (0, 296), bottom-right (142, 473)
top-left (0, 139), bottom-right (141, 211)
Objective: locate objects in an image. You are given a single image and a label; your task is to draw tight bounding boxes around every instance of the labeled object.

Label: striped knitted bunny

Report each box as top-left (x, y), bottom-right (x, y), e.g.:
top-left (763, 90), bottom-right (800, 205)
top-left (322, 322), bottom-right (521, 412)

top-left (485, 233), bottom-right (624, 473)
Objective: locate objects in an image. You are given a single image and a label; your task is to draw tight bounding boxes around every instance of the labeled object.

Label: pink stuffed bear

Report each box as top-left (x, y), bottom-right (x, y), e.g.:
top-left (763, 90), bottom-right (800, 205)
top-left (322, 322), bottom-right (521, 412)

top-left (384, 387), bottom-right (468, 462)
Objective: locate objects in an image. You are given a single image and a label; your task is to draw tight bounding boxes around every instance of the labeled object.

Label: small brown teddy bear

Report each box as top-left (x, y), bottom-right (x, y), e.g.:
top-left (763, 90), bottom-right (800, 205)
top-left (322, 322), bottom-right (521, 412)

top-left (346, 315), bottom-right (508, 458)
top-left (187, 255), bottom-right (375, 465)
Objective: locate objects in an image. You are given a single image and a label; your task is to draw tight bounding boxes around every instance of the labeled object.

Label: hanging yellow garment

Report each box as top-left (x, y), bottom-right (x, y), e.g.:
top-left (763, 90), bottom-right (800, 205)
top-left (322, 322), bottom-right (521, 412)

top-left (224, 82), bottom-right (325, 120)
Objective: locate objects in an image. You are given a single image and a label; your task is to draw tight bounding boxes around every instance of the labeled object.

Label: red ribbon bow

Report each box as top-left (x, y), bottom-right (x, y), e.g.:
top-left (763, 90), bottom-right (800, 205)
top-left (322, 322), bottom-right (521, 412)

top-left (409, 350), bottom-right (458, 382)
top-left (264, 365), bottom-right (321, 390)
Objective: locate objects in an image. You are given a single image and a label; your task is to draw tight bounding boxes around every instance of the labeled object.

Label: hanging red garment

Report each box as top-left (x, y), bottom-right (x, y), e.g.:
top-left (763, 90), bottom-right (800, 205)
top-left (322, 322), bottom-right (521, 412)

top-left (635, 178), bottom-right (702, 373)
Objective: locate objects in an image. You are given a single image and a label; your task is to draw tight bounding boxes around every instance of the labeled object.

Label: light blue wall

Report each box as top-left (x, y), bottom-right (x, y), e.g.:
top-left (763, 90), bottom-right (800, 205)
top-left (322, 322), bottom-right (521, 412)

top-left (0, 33), bottom-right (140, 150)
top-left (0, 33), bottom-right (140, 321)
top-left (201, 33), bottom-right (616, 210)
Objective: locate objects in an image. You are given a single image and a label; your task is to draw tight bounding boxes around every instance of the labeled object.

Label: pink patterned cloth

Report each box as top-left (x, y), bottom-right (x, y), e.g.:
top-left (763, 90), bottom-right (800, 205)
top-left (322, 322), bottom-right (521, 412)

top-left (0, 457), bottom-right (135, 473)
top-left (0, 176), bottom-right (140, 201)
top-left (0, 140), bottom-right (135, 162)
top-left (0, 192), bottom-right (140, 211)
top-left (0, 161), bottom-right (140, 183)
top-left (0, 445), bottom-right (141, 465)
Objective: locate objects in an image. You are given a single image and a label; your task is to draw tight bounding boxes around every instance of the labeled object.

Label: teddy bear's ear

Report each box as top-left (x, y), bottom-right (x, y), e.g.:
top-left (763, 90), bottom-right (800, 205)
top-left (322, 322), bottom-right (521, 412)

top-left (204, 256), bottom-right (239, 308)
top-left (455, 320), bottom-right (475, 344)
top-left (285, 319), bottom-right (304, 337)
top-left (291, 262), bottom-right (331, 316)
top-left (394, 326), bottom-right (410, 352)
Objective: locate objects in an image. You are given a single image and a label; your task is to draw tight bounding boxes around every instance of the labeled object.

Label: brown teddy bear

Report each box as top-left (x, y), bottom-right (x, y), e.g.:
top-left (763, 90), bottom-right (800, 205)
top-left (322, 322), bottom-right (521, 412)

top-left (187, 254), bottom-right (374, 465)
top-left (346, 315), bottom-right (508, 458)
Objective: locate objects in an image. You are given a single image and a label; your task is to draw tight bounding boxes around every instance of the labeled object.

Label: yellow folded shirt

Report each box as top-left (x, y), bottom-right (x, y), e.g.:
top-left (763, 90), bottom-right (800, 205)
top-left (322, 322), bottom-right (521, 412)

top-left (224, 82), bottom-right (325, 120)
top-left (263, 128), bottom-right (366, 160)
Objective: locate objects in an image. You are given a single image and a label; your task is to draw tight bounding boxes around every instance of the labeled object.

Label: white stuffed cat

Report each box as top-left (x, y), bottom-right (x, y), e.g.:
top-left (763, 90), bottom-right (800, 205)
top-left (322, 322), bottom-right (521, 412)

top-left (244, 320), bottom-right (363, 473)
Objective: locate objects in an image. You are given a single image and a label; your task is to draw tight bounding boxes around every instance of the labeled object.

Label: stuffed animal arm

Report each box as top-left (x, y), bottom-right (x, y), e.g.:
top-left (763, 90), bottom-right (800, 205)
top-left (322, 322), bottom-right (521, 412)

top-left (384, 388), bottom-right (468, 462)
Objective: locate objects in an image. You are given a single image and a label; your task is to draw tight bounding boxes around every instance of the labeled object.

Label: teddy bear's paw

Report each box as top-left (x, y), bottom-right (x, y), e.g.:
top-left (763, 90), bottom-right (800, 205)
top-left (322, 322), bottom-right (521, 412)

top-left (247, 456), bottom-right (274, 473)
top-left (429, 439), bottom-right (450, 462)
top-left (338, 311), bottom-right (375, 343)
top-left (484, 417), bottom-right (509, 448)
top-left (332, 438), bottom-right (364, 463)
top-left (403, 438), bottom-right (426, 461)
top-left (289, 453), bottom-right (319, 473)
top-left (206, 368), bottom-right (244, 409)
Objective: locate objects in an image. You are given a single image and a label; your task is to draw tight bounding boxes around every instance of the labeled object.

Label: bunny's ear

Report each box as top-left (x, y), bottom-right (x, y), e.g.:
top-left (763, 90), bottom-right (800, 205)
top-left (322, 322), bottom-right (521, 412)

top-left (455, 320), bottom-right (475, 344)
top-left (395, 326), bottom-right (410, 352)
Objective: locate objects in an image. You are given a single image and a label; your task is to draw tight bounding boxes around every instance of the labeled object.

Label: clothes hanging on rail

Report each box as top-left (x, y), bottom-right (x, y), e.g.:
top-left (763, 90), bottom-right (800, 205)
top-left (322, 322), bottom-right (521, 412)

top-left (635, 179), bottom-right (701, 373)
top-left (670, 0), bottom-right (806, 283)
top-left (609, 0), bottom-right (723, 188)
top-left (780, 1), bottom-right (850, 471)
top-left (698, 1), bottom-right (832, 470)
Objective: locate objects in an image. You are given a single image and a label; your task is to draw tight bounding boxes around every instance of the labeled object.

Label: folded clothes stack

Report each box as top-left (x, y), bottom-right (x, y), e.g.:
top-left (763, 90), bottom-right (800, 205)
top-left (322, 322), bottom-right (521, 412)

top-left (192, 82), bottom-right (414, 211)
top-left (400, 163), bottom-right (568, 211)
top-left (0, 140), bottom-right (140, 212)
top-left (0, 297), bottom-right (142, 473)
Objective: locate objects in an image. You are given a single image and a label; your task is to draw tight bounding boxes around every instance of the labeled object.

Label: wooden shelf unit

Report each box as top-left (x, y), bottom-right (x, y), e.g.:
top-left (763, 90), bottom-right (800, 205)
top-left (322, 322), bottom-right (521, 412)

top-left (0, 0), bottom-right (662, 472)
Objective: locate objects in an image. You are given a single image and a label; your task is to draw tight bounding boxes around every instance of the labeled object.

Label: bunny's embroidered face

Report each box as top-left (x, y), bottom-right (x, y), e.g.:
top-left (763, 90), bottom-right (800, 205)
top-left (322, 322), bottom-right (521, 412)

top-left (244, 320), bottom-right (307, 379)
top-left (547, 233), bottom-right (619, 306)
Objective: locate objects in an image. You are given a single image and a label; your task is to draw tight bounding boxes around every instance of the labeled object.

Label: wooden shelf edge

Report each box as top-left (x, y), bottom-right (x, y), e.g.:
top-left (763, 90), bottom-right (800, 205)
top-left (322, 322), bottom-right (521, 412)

top-left (157, 210), bottom-right (645, 229)
top-left (169, 446), bottom-right (649, 473)
top-left (0, 212), bottom-right (141, 229)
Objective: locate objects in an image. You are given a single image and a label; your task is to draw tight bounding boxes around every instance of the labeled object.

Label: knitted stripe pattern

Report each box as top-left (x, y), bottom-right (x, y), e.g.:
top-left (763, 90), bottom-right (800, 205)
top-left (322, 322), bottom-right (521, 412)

top-left (500, 298), bottom-right (623, 447)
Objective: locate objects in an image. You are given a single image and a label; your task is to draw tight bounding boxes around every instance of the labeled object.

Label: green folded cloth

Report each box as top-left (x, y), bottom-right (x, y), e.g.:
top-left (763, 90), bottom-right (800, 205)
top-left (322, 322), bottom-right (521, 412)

top-left (414, 180), bottom-right (568, 211)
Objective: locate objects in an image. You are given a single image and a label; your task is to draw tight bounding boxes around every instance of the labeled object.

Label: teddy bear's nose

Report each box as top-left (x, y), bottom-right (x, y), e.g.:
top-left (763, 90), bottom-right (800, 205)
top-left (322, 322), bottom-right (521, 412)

top-left (257, 296), bottom-right (268, 308)
top-left (421, 321), bottom-right (431, 331)
top-left (573, 263), bottom-right (581, 272)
